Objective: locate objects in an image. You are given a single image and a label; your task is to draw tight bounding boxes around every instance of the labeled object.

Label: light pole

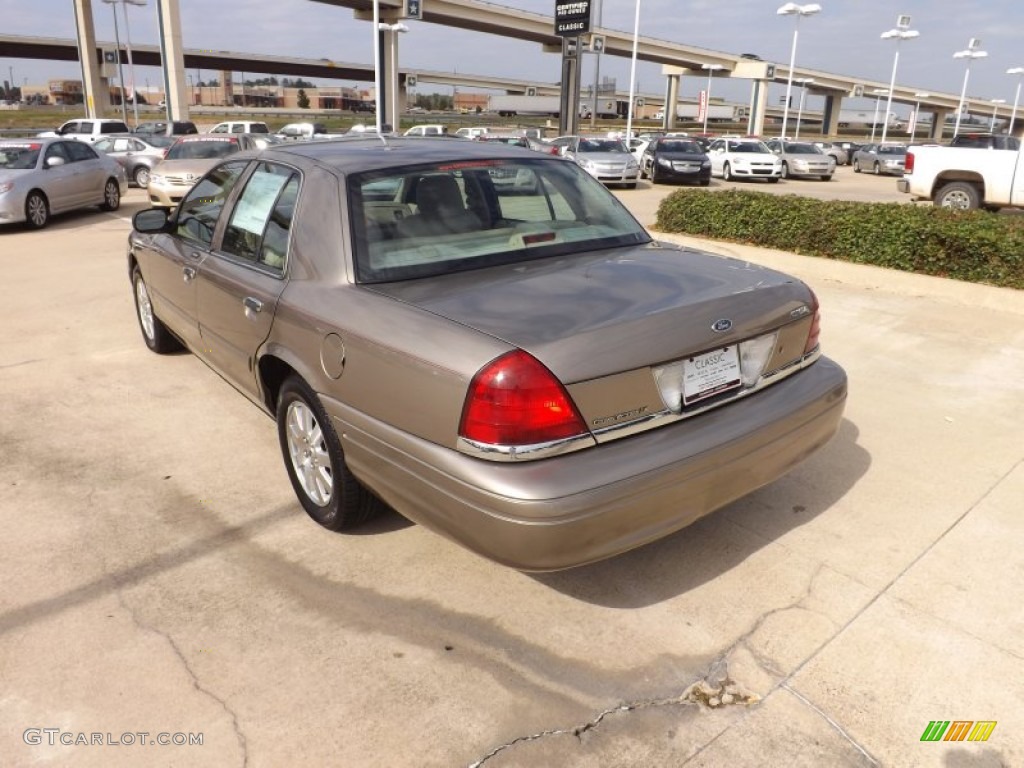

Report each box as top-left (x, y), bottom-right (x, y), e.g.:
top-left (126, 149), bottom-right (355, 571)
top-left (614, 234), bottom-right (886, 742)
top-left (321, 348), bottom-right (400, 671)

top-left (1007, 67), bottom-right (1024, 136)
top-left (989, 99), bottom-right (1006, 131)
top-left (794, 77), bottom-right (813, 138)
top-left (870, 88), bottom-right (888, 142)
top-left (701, 63), bottom-right (724, 134)
top-left (590, 0), bottom-right (604, 130)
top-left (776, 3), bottom-right (822, 139)
top-left (625, 0), bottom-right (641, 141)
top-left (909, 91), bottom-right (929, 143)
top-left (102, 0), bottom-right (146, 125)
top-left (879, 15), bottom-right (919, 143)
top-left (378, 21), bottom-right (408, 132)
top-left (953, 39), bottom-right (987, 137)
top-left (101, 0), bottom-right (128, 124)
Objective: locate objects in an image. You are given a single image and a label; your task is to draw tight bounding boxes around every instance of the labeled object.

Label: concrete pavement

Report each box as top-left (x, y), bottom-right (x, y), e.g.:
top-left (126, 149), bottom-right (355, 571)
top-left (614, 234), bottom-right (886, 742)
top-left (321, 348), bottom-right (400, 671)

top-left (0, 188), bottom-right (1021, 767)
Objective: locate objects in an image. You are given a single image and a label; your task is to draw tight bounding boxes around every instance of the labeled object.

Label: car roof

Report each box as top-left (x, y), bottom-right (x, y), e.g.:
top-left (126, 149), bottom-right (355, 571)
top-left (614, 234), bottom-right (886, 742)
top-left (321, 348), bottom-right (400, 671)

top-left (254, 136), bottom-right (553, 174)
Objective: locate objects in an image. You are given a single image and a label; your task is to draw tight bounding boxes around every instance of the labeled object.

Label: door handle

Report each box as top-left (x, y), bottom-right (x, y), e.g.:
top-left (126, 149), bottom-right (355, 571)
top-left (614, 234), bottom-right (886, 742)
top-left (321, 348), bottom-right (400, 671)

top-left (183, 266), bottom-right (196, 282)
top-left (188, 251), bottom-right (203, 261)
top-left (243, 296), bottom-right (263, 314)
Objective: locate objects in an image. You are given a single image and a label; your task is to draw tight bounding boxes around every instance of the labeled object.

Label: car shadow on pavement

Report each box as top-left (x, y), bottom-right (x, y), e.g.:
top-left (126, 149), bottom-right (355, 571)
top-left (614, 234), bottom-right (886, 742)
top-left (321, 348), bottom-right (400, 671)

top-left (532, 417), bottom-right (870, 607)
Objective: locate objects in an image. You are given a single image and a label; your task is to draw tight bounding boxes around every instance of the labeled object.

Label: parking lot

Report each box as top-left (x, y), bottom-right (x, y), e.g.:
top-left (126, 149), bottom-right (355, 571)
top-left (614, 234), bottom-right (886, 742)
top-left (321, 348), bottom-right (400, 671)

top-left (2, 178), bottom-right (1023, 767)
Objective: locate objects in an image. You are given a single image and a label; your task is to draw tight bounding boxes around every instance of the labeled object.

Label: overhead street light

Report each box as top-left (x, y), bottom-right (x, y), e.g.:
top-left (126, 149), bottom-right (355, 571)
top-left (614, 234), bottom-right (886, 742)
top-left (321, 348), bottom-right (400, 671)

top-left (102, 0), bottom-right (146, 126)
top-left (870, 88), bottom-right (888, 142)
top-left (701, 63), bottom-right (724, 134)
top-left (794, 77), bottom-right (813, 139)
top-left (625, 0), bottom-right (642, 141)
top-left (953, 38), bottom-right (987, 137)
top-left (910, 91), bottom-right (929, 143)
top-left (1007, 67), bottom-right (1024, 136)
top-left (378, 21), bottom-right (408, 132)
top-left (989, 98), bottom-right (1006, 131)
top-left (879, 15), bottom-right (919, 143)
top-left (776, 3), bottom-right (822, 139)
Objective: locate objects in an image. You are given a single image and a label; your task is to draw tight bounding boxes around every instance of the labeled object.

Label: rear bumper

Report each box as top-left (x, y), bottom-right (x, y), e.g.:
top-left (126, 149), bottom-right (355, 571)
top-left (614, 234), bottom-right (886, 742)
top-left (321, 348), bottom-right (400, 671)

top-left (896, 178), bottom-right (911, 193)
top-left (328, 357), bottom-right (848, 571)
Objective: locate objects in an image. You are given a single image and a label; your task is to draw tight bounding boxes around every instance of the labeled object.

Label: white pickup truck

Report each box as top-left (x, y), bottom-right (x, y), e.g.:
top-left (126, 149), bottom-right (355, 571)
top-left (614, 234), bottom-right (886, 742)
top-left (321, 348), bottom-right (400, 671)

top-left (897, 142), bottom-right (1024, 210)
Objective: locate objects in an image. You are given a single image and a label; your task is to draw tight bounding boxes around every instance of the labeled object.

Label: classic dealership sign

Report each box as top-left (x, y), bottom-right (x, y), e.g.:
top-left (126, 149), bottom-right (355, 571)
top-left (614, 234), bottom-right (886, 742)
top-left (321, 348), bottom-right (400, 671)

top-left (554, 1), bottom-right (591, 36)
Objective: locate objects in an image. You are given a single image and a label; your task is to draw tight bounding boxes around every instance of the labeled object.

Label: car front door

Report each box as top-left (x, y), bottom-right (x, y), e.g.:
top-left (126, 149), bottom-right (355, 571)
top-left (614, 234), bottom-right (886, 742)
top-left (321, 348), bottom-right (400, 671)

top-left (140, 161), bottom-right (248, 349)
top-left (195, 162), bottom-right (298, 398)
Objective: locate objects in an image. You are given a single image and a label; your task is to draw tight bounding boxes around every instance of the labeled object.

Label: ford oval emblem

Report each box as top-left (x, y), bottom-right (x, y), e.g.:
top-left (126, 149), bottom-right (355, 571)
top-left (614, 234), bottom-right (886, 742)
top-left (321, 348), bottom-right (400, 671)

top-left (711, 318), bottom-right (733, 333)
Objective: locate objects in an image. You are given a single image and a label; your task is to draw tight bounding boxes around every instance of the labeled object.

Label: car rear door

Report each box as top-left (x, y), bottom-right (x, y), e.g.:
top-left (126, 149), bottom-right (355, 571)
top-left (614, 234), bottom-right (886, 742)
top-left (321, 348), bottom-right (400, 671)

top-left (63, 140), bottom-right (106, 203)
top-left (194, 161), bottom-right (297, 398)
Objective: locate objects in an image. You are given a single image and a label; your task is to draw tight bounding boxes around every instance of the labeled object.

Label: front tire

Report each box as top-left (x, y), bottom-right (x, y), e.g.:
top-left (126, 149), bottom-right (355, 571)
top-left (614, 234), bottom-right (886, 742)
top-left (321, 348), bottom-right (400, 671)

top-left (132, 265), bottom-right (182, 354)
top-left (935, 181), bottom-right (981, 211)
top-left (277, 376), bottom-right (381, 531)
top-left (722, 162), bottom-right (733, 181)
top-left (780, 162), bottom-right (789, 179)
top-left (24, 191), bottom-right (49, 229)
top-left (873, 162), bottom-right (881, 175)
top-left (133, 166), bottom-right (151, 188)
top-left (821, 175), bottom-right (832, 182)
top-left (100, 179), bottom-right (121, 211)
top-left (853, 160), bottom-right (861, 173)
top-left (650, 164), bottom-right (660, 184)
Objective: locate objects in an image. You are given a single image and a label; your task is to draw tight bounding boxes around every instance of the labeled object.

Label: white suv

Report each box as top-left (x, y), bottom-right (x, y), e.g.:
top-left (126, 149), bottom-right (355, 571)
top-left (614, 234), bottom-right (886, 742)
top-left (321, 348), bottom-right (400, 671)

top-left (209, 121), bottom-right (270, 134)
top-left (38, 119), bottom-right (131, 143)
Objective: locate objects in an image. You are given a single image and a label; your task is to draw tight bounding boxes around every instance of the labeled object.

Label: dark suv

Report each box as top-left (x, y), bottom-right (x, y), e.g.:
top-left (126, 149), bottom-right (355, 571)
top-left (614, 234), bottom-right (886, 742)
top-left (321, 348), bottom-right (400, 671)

top-left (949, 133), bottom-right (1020, 150)
top-left (134, 121), bottom-right (199, 137)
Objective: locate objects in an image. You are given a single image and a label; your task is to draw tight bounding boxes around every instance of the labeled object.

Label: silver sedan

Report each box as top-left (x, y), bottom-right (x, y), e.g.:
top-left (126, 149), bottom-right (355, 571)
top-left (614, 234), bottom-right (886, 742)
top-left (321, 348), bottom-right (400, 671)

top-left (94, 134), bottom-right (174, 188)
top-left (0, 137), bottom-right (127, 229)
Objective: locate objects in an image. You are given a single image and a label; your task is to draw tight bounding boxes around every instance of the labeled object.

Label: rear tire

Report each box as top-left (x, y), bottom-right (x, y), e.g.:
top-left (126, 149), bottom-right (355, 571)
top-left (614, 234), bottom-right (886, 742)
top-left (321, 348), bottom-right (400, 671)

top-left (934, 181), bottom-right (981, 211)
top-left (277, 376), bottom-right (381, 531)
top-left (100, 179), bottom-right (120, 211)
top-left (24, 191), bottom-right (49, 229)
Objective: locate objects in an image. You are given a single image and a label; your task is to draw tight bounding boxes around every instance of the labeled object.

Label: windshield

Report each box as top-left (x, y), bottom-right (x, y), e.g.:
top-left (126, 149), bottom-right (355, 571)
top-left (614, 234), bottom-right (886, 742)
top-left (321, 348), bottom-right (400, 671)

top-left (349, 157), bottom-right (650, 283)
top-left (659, 140), bottom-right (702, 153)
top-left (165, 139), bottom-right (240, 160)
top-left (784, 144), bottom-right (823, 155)
top-left (0, 143), bottom-right (42, 169)
top-left (578, 138), bottom-right (628, 153)
top-left (727, 141), bottom-right (770, 153)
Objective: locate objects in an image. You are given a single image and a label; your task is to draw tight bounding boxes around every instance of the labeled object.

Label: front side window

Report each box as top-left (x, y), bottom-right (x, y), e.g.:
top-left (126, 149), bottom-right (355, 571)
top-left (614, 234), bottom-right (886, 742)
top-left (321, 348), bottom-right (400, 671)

top-left (349, 157), bottom-right (649, 283)
top-left (44, 142), bottom-right (70, 164)
top-left (175, 161), bottom-right (247, 246)
top-left (221, 163), bottom-right (299, 270)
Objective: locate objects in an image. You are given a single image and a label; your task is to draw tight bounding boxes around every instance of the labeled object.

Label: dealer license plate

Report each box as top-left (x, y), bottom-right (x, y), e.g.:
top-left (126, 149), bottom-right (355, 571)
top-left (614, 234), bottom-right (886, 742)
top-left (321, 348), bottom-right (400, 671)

top-left (682, 346), bottom-right (741, 405)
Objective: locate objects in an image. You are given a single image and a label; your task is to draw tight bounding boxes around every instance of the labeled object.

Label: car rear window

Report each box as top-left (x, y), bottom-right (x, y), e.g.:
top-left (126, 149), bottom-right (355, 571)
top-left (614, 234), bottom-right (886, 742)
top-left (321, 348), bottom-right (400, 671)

top-left (0, 143), bottom-right (42, 169)
top-left (348, 157), bottom-right (649, 283)
top-left (165, 138), bottom-right (241, 160)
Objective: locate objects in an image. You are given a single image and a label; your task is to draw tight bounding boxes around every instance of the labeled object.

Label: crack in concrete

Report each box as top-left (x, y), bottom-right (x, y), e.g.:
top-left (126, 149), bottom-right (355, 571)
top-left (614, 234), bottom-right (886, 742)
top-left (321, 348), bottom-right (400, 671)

top-left (467, 662), bottom-right (759, 767)
top-left (467, 695), bottom-right (688, 768)
top-left (112, 586), bottom-right (249, 768)
top-left (781, 683), bottom-right (880, 766)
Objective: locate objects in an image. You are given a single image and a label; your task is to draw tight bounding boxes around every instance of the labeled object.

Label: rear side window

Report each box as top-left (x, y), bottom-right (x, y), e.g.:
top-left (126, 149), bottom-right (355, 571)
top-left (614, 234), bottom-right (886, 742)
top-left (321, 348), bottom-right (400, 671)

top-left (101, 122), bottom-right (129, 134)
top-left (230, 125), bottom-right (245, 133)
top-left (175, 161), bottom-right (247, 246)
top-left (65, 141), bottom-right (98, 162)
top-left (250, 124), bottom-right (269, 134)
top-left (221, 163), bottom-right (298, 271)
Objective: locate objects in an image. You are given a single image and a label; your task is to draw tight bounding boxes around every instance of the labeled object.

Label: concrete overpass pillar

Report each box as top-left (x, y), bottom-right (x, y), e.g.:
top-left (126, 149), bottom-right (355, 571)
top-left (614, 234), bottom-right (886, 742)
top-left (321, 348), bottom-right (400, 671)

top-left (929, 109), bottom-right (950, 141)
top-left (822, 94), bottom-right (841, 136)
top-left (381, 25), bottom-right (404, 130)
top-left (748, 79), bottom-right (768, 137)
top-left (155, 0), bottom-right (188, 121)
top-left (72, 0), bottom-right (110, 118)
top-left (661, 66), bottom-right (685, 131)
top-left (664, 74), bottom-right (680, 130)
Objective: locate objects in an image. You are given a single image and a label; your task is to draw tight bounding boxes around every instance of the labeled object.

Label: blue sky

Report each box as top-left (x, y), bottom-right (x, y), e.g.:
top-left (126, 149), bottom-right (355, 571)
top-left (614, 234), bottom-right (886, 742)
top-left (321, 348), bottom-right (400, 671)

top-left (3, 0), bottom-right (1022, 114)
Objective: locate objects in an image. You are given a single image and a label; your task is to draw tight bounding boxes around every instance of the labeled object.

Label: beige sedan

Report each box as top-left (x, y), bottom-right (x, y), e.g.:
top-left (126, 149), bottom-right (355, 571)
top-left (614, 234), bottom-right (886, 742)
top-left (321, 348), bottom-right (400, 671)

top-left (127, 138), bottom-right (847, 570)
top-left (147, 134), bottom-right (263, 208)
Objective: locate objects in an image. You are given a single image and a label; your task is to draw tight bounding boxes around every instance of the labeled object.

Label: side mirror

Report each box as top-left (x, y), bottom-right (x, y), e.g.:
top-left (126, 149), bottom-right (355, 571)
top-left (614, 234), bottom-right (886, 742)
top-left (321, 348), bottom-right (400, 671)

top-left (45, 156), bottom-right (66, 168)
top-left (133, 208), bottom-right (171, 233)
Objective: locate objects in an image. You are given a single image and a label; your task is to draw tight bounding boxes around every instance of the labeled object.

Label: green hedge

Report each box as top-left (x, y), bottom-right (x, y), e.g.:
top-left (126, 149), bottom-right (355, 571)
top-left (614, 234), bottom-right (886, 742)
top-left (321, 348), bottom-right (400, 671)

top-left (654, 189), bottom-right (1024, 289)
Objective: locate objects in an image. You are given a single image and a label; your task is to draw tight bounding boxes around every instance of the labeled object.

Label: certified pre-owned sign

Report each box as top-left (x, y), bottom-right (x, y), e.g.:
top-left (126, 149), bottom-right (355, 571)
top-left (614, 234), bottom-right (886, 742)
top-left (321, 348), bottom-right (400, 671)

top-left (554, 0), bottom-right (591, 36)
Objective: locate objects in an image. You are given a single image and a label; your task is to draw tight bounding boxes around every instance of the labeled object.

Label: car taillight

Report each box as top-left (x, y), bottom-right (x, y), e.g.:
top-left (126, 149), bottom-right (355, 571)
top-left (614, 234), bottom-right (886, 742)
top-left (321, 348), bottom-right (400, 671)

top-left (904, 151), bottom-right (915, 174)
top-left (459, 350), bottom-right (588, 446)
top-left (804, 290), bottom-right (821, 354)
